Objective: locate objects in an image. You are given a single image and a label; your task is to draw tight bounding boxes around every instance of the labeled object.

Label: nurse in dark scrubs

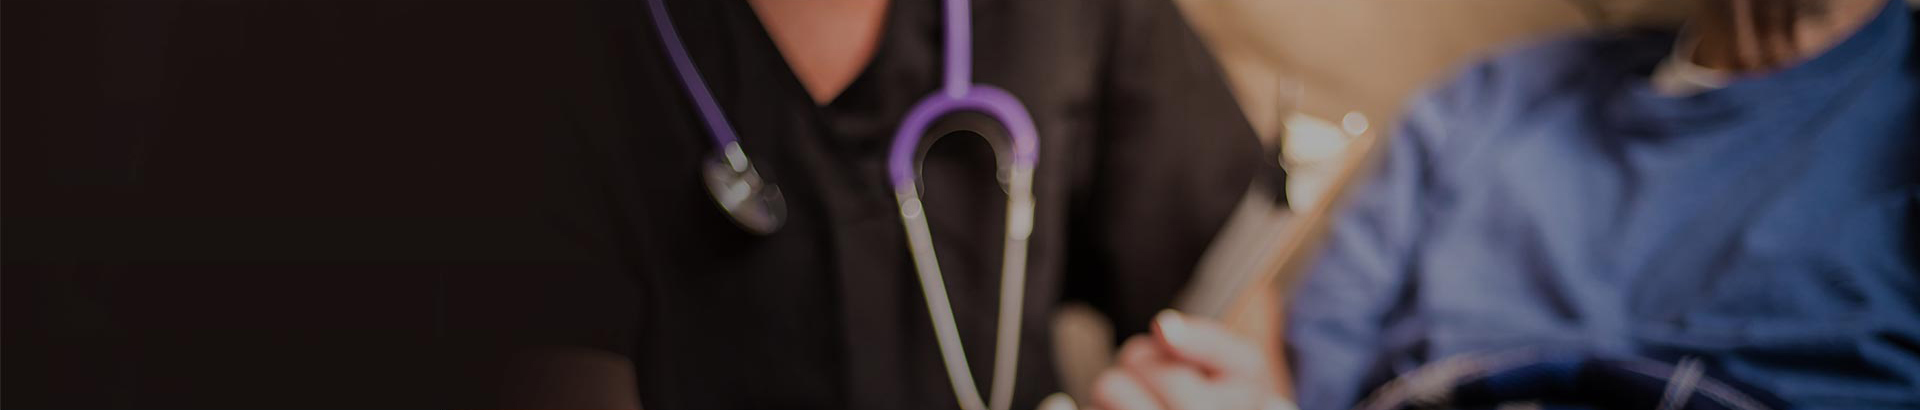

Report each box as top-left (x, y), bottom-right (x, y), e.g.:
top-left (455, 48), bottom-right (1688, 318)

top-left (1, 0), bottom-right (1271, 408)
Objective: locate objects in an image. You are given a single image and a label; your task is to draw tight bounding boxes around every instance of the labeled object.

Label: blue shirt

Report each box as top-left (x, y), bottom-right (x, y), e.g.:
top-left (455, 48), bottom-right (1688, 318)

top-left (1284, 2), bottom-right (1920, 409)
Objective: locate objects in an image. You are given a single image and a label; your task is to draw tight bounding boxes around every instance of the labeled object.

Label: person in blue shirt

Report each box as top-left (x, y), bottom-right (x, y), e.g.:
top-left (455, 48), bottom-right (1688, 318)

top-left (1089, 1), bottom-right (1919, 409)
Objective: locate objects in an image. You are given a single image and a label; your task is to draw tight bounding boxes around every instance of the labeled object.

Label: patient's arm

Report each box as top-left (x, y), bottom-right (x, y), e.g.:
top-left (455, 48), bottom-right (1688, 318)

top-left (1280, 57), bottom-right (1498, 409)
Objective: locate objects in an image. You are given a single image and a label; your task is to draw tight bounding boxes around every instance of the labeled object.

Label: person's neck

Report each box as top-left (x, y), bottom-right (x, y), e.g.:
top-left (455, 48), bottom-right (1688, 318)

top-left (1686, 0), bottom-right (1887, 73)
top-left (749, 0), bottom-right (890, 105)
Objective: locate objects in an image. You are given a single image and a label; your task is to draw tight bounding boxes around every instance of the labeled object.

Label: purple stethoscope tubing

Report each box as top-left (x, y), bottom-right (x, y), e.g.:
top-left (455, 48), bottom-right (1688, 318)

top-left (645, 0), bottom-right (1039, 186)
top-left (643, 0), bottom-right (736, 147)
top-left (645, 0), bottom-right (1039, 409)
top-left (887, 0), bottom-right (1040, 190)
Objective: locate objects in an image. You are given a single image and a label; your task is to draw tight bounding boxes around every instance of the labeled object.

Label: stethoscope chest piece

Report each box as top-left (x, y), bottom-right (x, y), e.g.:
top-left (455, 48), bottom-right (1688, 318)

top-left (703, 141), bottom-right (787, 235)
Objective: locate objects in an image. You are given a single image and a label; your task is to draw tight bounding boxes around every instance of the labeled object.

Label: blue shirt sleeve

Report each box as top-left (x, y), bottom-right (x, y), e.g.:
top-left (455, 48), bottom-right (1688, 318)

top-left (1282, 63), bottom-right (1487, 410)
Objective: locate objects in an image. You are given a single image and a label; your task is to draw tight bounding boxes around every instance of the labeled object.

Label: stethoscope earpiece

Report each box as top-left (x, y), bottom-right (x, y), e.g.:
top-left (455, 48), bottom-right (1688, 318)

top-left (702, 142), bottom-right (786, 235)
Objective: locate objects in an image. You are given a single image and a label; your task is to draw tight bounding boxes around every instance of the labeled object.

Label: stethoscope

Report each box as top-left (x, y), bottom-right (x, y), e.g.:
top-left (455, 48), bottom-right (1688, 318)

top-left (644, 0), bottom-right (1039, 409)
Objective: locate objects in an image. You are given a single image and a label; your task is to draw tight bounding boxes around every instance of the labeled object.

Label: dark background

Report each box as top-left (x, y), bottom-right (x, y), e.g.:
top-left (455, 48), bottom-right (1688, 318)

top-left (3, 1), bottom-right (638, 406)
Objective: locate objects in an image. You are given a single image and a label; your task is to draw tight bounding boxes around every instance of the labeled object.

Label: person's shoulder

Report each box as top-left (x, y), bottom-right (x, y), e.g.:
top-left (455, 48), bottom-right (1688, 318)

top-left (1421, 32), bottom-right (1669, 111)
top-left (1390, 32), bottom-right (1669, 165)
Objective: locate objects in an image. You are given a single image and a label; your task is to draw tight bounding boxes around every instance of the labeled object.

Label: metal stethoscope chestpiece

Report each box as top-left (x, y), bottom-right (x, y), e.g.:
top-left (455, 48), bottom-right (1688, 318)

top-left (702, 141), bottom-right (786, 235)
top-left (643, 0), bottom-right (789, 236)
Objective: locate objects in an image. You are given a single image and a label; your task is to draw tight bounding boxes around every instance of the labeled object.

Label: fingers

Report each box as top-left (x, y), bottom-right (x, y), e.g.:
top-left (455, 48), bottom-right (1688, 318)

top-left (1130, 360), bottom-right (1210, 410)
top-left (1150, 310), bottom-right (1267, 379)
top-left (1105, 336), bottom-right (1211, 410)
top-left (1098, 322), bottom-right (1282, 410)
top-left (1091, 368), bottom-right (1164, 410)
top-left (1116, 334), bottom-right (1164, 368)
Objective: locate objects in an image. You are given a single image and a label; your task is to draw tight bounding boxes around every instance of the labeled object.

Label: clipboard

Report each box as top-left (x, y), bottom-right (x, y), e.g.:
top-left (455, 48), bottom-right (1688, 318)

top-left (1176, 125), bottom-right (1385, 324)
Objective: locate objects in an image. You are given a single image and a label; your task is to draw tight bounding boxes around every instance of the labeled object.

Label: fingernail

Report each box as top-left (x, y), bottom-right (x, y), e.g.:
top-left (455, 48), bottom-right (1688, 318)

top-left (1154, 309), bottom-right (1187, 350)
top-left (1038, 392), bottom-right (1078, 410)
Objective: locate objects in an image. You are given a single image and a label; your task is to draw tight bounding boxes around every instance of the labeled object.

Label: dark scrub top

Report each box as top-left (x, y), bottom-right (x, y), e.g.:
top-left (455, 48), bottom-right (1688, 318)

top-left (1285, 2), bottom-right (1919, 410)
top-left (2, 0), bottom-right (1270, 408)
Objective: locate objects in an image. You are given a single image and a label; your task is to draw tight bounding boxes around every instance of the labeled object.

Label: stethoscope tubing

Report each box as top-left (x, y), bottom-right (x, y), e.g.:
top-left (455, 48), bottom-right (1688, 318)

top-left (886, 1), bottom-right (1040, 409)
top-left (644, 0), bottom-right (1041, 409)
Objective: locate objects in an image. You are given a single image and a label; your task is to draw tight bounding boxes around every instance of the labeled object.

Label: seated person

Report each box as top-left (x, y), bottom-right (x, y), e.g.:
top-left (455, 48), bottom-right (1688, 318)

top-left (1090, 0), bottom-right (1918, 409)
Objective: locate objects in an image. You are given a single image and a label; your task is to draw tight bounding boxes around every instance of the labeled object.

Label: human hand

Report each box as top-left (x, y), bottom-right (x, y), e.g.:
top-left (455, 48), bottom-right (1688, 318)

top-left (1088, 310), bottom-right (1293, 410)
